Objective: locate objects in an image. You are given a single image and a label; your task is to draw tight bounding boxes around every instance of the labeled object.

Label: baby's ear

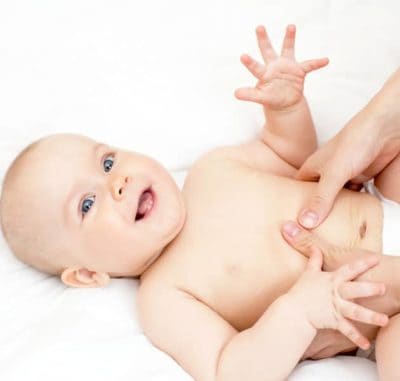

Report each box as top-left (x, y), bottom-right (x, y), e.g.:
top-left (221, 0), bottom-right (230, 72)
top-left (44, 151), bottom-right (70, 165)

top-left (61, 267), bottom-right (110, 288)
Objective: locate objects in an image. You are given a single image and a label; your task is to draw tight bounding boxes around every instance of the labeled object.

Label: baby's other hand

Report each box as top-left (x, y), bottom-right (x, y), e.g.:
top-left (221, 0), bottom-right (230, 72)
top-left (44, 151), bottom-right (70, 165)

top-left (235, 24), bottom-right (329, 111)
top-left (286, 249), bottom-right (388, 350)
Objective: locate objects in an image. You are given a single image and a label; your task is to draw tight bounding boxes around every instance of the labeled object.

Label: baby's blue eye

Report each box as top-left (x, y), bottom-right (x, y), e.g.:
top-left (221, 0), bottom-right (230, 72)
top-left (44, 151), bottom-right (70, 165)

top-left (103, 154), bottom-right (114, 173)
top-left (81, 195), bottom-right (95, 216)
top-left (80, 153), bottom-right (114, 218)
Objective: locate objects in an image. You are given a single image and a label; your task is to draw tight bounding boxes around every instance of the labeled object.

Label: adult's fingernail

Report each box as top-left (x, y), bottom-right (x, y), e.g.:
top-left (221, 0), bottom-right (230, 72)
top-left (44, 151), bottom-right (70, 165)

top-left (283, 222), bottom-right (301, 238)
top-left (300, 210), bottom-right (318, 228)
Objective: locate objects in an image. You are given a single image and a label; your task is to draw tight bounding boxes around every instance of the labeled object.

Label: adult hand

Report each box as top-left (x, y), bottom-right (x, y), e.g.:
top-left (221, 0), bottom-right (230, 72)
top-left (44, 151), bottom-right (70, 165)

top-left (296, 68), bottom-right (400, 229)
top-left (281, 221), bottom-right (379, 271)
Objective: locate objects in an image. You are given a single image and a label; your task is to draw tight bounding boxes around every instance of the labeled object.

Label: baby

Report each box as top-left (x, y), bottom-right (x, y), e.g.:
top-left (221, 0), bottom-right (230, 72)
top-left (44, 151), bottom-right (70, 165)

top-left (1, 25), bottom-right (400, 380)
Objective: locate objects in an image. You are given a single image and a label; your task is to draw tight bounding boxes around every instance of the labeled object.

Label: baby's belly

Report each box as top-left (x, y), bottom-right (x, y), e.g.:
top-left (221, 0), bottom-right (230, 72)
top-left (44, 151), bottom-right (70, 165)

top-left (219, 189), bottom-right (383, 330)
top-left (148, 170), bottom-right (384, 331)
top-left (312, 188), bottom-right (383, 254)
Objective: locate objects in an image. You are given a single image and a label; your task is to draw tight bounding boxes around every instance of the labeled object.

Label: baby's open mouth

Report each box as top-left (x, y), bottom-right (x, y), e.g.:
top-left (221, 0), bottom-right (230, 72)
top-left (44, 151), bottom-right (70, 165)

top-left (135, 187), bottom-right (154, 221)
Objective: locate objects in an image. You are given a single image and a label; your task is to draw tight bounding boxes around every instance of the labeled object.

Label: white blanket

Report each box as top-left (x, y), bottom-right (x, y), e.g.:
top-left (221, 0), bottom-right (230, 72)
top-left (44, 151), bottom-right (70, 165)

top-left (1, 0), bottom-right (399, 380)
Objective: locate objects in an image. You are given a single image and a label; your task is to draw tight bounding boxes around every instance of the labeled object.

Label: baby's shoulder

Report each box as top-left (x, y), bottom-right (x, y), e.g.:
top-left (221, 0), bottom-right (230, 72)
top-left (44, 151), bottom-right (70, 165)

top-left (189, 139), bottom-right (297, 179)
top-left (137, 271), bottom-right (193, 322)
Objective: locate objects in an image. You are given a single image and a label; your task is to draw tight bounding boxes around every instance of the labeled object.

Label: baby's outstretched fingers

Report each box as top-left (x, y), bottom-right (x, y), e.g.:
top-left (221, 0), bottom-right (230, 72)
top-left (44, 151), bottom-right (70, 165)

top-left (255, 25), bottom-right (277, 64)
top-left (239, 54), bottom-right (266, 80)
top-left (234, 86), bottom-right (264, 104)
top-left (300, 57), bottom-right (329, 74)
top-left (340, 300), bottom-right (389, 327)
top-left (335, 255), bottom-right (380, 282)
top-left (337, 319), bottom-right (371, 350)
top-left (281, 24), bottom-right (296, 59)
top-left (339, 281), bottom-right (386, 300)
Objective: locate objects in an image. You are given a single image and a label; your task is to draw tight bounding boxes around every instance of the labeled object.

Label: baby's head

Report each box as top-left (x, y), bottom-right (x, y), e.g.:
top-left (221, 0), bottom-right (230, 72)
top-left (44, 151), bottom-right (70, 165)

top-left (0, 133), bottom-right (185, 287)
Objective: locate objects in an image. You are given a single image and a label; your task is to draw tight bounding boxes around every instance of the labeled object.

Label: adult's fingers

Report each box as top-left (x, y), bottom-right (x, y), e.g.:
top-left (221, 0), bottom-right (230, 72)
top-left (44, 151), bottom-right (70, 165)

top-left (297, 165), bottom-right (349, 229)
top-left (281, 221), bottom-right (327, 259)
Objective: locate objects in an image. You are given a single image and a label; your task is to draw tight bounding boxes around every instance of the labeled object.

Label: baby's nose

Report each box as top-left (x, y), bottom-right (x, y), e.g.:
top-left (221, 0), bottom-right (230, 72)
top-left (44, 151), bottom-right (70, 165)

top-left (112, 176), bottom-right (132, 199)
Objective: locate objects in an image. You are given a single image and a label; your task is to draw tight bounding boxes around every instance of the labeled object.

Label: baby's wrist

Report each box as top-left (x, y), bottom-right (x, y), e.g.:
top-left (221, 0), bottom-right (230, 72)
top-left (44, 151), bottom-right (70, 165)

top-left (263, 96), bottom-right (305, 114)
top-left (279, 293), bottom-right (317, 333)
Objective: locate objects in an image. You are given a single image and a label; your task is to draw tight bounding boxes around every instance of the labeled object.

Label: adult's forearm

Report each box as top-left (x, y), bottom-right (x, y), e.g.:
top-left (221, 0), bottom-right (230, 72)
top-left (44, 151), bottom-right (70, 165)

top-left (369, 68), bottom-right (400, 144)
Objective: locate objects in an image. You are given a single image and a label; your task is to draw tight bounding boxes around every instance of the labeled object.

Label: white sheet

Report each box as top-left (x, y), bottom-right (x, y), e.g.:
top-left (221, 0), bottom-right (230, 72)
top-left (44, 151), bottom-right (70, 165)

top-left (1, 0), bottom-right (399, 380)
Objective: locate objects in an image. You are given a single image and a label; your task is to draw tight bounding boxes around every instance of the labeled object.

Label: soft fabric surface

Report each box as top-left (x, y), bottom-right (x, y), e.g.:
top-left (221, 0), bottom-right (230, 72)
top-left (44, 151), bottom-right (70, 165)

top-left (1, 1), bottom-right (399, 380)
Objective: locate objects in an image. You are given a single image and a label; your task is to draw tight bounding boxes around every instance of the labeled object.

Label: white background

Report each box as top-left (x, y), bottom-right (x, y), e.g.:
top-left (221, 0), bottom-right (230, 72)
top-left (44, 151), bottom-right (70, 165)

top-left (0, 1), bottom-right (399, 380)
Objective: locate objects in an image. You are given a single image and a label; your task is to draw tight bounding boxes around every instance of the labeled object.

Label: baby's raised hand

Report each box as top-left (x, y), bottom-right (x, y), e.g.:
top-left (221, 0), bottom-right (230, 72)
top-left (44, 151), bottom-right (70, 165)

top-left (286, 248), bottom-right (388, 350)
top-left (235, 25), bottom-right (329, 110)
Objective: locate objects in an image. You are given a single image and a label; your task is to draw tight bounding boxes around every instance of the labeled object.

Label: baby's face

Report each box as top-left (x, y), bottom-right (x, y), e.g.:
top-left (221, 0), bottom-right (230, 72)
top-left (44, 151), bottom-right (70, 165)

top-left (29, 134), bottom-right (185, 279)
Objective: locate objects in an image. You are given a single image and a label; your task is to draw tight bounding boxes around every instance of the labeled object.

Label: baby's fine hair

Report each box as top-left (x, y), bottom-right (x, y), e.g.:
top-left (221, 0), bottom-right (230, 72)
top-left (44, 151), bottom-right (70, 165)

top-left (0, 137), bottom-right (61, 275)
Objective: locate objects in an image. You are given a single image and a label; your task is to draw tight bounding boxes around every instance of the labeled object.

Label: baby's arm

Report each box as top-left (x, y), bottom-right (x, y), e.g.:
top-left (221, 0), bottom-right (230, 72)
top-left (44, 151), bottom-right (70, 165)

top-left (235, 25), bottom-right (329, 169)
top-left (138, 253), bottom-right (386, 381)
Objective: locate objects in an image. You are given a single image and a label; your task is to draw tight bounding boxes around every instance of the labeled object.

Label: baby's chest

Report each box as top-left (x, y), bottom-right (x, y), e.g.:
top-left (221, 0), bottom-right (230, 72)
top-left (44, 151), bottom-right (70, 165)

top-left (162, 165), bottom-right (307, 330)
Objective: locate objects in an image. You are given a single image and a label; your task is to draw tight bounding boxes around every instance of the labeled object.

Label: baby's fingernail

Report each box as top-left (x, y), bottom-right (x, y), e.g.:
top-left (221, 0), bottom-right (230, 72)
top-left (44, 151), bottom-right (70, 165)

top-left (380, 315), bottom-right (389, 326)
top-left (300, 210), bottom-right (318, 228)
top-left (362, 340), bottom-right (370, 350)
top-left (283, 222), bottom-right (301, 238)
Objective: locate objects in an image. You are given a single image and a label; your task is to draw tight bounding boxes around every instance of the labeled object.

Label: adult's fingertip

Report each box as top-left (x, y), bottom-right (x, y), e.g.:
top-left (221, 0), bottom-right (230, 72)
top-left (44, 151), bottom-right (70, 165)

top-left (299, 210), bottom-right (319, 229)
top-left (282, 221), bottom-right (301, 238)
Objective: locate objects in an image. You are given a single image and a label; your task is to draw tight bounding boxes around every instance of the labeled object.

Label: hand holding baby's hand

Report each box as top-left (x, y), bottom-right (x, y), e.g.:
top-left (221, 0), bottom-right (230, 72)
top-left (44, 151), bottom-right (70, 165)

top-left (286, 248), bottom-right (388, 350)
top-left (235, 25), bottom-right (329, 110)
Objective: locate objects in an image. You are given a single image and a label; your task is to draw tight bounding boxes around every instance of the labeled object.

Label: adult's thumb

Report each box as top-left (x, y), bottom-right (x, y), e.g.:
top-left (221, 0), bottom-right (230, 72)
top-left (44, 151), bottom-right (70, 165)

top-left (298, 172), bottom-right (345, 228)
top-left (281, 221), bottom-right (321, 259)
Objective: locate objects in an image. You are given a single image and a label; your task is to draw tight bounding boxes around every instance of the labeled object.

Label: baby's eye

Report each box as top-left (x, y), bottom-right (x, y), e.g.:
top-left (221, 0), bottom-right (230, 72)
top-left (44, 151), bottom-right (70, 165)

top-left (81, 195), bottom-right (95, 216)
top-left (103, 154), bottom-right (114, 173)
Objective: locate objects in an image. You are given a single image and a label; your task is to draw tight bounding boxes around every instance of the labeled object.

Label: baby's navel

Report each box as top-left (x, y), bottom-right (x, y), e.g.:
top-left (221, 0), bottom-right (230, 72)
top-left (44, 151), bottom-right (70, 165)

top-left (359, 220), bottom-right (367, 239)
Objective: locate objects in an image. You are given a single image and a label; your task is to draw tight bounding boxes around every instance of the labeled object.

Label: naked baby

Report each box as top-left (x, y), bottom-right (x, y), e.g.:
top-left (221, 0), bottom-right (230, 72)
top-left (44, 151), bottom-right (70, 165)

top-left (1, 25), bottom-right (400, 381)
